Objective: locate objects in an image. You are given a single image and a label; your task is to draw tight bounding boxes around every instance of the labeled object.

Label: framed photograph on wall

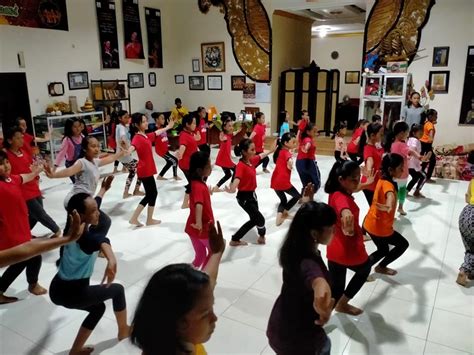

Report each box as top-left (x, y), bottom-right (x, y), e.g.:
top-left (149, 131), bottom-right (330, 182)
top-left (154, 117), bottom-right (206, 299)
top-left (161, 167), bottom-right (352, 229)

top-left (433, 47), bottom-right (450, 67)
top-left (201, 42), bottom-right (225, 72)
top-left (189, 76), bottom-right (205, 90)
top-left (192, 58), bottom-right (200, 72)
top-left (175, 75), bottom-right (185, 84)
top-left (128, 73), bottom-right (144, 89)
top-left (384, 75), bottom-right (406, 98)
top-left (207, 75), bottom-right (222, 90)
top-left (67, 72), bottom-right (89, 90)
top-left (344, 71), bottom-right (360, 84)
top-left (148, 72), bottom-right (156, 87)
top-left (429, 70), bottom-right (450, 93)
top-left (231, 75), bottom-right (246, 90)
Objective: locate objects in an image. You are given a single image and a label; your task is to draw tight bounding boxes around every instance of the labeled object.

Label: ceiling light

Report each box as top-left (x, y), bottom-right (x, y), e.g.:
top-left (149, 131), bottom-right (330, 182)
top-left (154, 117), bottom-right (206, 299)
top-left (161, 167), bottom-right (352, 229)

top-left (319, 28), bottom-right (328, 37)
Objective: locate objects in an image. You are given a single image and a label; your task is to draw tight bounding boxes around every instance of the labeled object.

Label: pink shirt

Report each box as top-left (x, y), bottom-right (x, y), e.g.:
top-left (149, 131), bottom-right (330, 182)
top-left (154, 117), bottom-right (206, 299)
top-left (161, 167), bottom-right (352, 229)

top-left (391, 141), bottom-right (409, 179)
top-left (54, 135), bottom-right (83, 166)
top-left (407, 137), bottom-right (422, 171)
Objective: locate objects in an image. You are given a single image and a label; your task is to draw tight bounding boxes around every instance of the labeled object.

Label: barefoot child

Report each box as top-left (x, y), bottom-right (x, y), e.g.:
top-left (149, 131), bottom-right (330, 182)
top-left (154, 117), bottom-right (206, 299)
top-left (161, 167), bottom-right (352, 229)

top-left (153, 112), bottom-right (180, 181)
top-left (407, 124), bottom-right (431, 197)
top-left (54, 117), bottom-right (85, 182)
top-left (15, 116), bottom-right (50, 157)
top-left (296, 122), bottom-right (321, 195)
top-left (332, 121), bottom-right (348, 163)
top-left (347, 119), bottom-right (369, 165)
top-left (249, 112), bottom-right (270, 173)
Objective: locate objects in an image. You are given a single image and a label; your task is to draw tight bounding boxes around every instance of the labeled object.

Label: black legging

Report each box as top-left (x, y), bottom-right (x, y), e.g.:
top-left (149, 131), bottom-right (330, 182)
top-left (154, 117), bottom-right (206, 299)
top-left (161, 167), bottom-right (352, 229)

top-left (348, 153), bottom-right (364, 166)
top-left (182, 169), bottom-right (191, 194)
top-left (159, 152), bottom-right (178, 177)
top-left (27, 196), bottom-right (60, 234)
top-left (328, 259), bottom-right (371, 303)
top-left (216, 167), bottom-right (235, 187)
top-left (362, 189), bottom-right (375, 206)
top-left (139, 176), bottom-right (158, 207)
top-left (274, 186), bottom-right (301, 213)
top-left (407, 168), bottom-right (426, 192)
top-left (255, 155), bottom-right (270, 169)
top-left (0, 255), bottom-right (42, 292)
top-left (420, 142), bottom-right (436, 180)
top-left (198, 144), bottom-right (210, 154)
top-left (368, 231), bottom-right (409, 267)
top-left (233, 191), bottom-right (266, 241)
top-left (50, 276), bottom-right (126, 330)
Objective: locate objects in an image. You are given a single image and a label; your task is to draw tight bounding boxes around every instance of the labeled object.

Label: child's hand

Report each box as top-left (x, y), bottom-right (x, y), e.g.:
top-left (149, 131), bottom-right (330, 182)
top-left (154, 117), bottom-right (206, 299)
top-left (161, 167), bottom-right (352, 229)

top-left (43, 163), bottom-right (54, 178)
top-left (191, 221), bottom-right (203, 233)
top-left (375, 202), bottom-right (391, 212)
top-left (101, 261), bottom-right (117, 287)
top-left (66, 210), bottom-right (85, 242)
top-left (209, 221), bottom-right (225, 254)
top-left (313, 289), bottom-right (334, 326)
top-left (225, 185), bottom-right (236, 194)
top-left (101, 175), bottom-right (114, 191)
top-left (364, 168), bottom-right (375, 186)
top-left (341, 213), bottom-right (355, 236)
top-left (302, 183), bottom-right (315, 202)
top-left (30, 164), bottom-right (44, 175)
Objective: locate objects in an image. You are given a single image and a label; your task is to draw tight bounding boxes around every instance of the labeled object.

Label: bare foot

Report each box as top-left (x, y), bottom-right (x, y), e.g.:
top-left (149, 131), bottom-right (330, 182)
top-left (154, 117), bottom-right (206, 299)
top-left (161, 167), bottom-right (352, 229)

top-left (156, 175), bottom-right (167, 181)
top-left (133, 191), bottom-right (146, 196)
top-left (112, 168), bottom-right (119, 174)
top-left (28, 283), bottom-right (47, 295)
top-left (118, 325), bottom-right (131, 341)
top-left (298, 198), bottom-right (303, 204)
top-left (282, 210), bottom-right (293, 220)
top-left (181, 202), bottom-right (189, 209)
top-left (173, 176), bottom-right (182, 181)
top-left (363, 234), bottom-right (371, 242)
top-left (276, 213), bottom-right (284, 226)
top-left (146, 219), bottom-right (161, 226)
top-left (70, 346), bottom-right (94, 355)
top-left (51, 229), bottom-right (62, 238)
top-left (456, 271), bottom-right (469, 287)
top-left (0, 294), bottom-right (19, 304)
top-left (122, 167), bottom-right (128, 173)
top-left (212, 186), bottom-right (224, 193)
top-left (426, 179), bottom-right (436, 184)
top-left (257, 236), bottom-right (266, 245)
top-left (398, 208), bottom-right (407, 216)
top-left (129, 219), bottom-right (144, 227)
top-left (122, 192), bottom-right (132, 199)
top-left (375, 265), bottom-right (398, 276)
top-left (414, 191), bottom-right (426, 198)
top-left (335, 302), bottom-right (363, 315)
top-left (366, 275), bottom-right (376, 282)
top-left (263, 168), bottom-right (270, 174)
top-left (229, 240), bottom-right (248, 246)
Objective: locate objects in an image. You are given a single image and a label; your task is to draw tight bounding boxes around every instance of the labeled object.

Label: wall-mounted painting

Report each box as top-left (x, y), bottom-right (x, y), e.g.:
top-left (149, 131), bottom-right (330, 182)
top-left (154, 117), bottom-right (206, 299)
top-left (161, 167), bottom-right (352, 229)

top-left (189, 76), bottom-right (205, 90)
top-left (231, 75), bottom-right (246, 90)
top-left (201, 42), bottom-right (225, 72)
top-left (432, 46), bottom-right (449, 67)
top-left (344, 71), bottom-right (360, 84)
top-left (429, 71), bottom-right (450, 94)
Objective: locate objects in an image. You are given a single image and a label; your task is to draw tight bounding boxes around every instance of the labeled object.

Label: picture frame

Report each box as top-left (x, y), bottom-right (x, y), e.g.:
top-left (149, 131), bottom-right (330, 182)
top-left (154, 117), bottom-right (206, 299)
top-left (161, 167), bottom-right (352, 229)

top-left (344, 71), bottom-right (360, 84)
top-left (363, 74), bottom-right (382, 98)
top-left (429, 70), bottom-right (450, 93)
top-left (48, 82), bottom-right (65, 96)
top-left (387, 61), bottom-right (408, 73)
top-left (432, 46), bottom-right (450, 67)
top-left (231, 75), bottom-right (246, 90)
top-left (175, 75), bottom-right (185, 84)
top-left (67, 72), bottom-right (89, 90)
top-left (128, 73), bottom-right (144, 89)
top-left (383, 75), bottom-right (406, 98)
top-left (148, 72), bottom-right (156, 87)
top-left (189, 76), bottom-right (205, 90)
top-left (207, 75), bottom-right (222, 90)
top-left (192, 58), bottom-right (200, 72)
top-left (201, 42), bottom-right (225, 72)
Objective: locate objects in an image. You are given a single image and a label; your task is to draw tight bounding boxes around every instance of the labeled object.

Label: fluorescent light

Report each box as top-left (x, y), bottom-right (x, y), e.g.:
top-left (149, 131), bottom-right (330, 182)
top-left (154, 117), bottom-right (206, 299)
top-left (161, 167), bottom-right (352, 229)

top-left (319, 28), bottom-right (328, 37)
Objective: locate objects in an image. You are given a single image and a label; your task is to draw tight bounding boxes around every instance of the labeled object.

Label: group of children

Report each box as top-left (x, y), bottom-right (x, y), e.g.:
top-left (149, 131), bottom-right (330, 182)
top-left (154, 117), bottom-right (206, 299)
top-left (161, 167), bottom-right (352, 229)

top-left (0, 99), bottom-right (473, 355)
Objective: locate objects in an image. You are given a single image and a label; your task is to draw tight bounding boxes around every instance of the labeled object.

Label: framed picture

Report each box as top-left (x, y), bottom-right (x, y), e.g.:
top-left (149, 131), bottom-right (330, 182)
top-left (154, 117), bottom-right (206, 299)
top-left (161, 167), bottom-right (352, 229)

top-left (175, 75), bottom-right (185, 84)
top-left (128, 73), bottom-right (144, 89)
top-left (189, 76), bottom-right (205, 90)
top-left (384, 75), bottom-right (406, 98)
top-left (201, 42), bottom-right (225, 72)
top-left (387, 61), bottom-right (408, 73)
top-left (148, 72), bottom-right (156, 87)
top-left (48, 82), bottom-right (64, 96)
top-left (433, 46), bottom-right (450, 67)
top-left (67, 72), bottom-right (89, 90)
top-left (363, 75), bottom-right (382, 97)
top-left (207, 75), bottom-right (222, 90)
top-left (192, 58), bottom-right (200, 72)
top-left (429, 70), bottom-right (450, 93)
top-left (344, 71), bottom-right (360, 84)
top-left (459, 46), bottom-right (474, 125)
top-left (231, 75), bottom-right (246, 90)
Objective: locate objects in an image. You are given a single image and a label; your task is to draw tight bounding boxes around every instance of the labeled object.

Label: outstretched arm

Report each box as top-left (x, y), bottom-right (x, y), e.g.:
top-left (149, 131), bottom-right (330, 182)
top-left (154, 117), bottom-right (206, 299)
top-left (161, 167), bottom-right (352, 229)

top-left (203, 221), bottom-right (225, 288)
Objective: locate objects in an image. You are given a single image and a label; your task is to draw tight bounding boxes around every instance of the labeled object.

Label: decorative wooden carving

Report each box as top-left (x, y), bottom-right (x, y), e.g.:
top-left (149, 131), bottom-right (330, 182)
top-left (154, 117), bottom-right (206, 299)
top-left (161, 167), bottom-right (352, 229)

top-left (198, 0), bottom-right (271, 82)
top-left (364, 0), bottom-right (436, 66)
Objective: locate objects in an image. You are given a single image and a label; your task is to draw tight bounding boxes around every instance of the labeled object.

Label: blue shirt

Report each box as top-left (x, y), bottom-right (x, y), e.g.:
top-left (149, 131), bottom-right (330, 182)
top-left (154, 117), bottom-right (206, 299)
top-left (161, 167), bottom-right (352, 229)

top-left (280, 122), bottom-right (290, 137)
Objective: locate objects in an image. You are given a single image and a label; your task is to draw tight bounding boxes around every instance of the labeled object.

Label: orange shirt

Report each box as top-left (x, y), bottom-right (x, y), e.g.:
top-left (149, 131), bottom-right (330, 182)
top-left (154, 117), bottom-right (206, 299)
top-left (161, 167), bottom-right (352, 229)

top-left (363, 179), bottom-right (397, 237)
top-left (420, 121), bottom-right (435, 143)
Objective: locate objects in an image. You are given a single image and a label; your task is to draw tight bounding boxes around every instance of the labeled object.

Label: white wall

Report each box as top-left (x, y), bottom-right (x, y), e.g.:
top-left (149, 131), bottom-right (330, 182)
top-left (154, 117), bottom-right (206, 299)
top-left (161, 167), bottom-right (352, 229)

top-left (311, 34), bottom-right (364, 99)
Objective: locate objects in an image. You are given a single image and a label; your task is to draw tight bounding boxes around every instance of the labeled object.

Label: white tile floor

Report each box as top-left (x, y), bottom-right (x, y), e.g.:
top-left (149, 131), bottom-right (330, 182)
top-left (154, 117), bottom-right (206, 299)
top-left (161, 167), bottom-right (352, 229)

top-left (1, 152), bottom-right (473, 355)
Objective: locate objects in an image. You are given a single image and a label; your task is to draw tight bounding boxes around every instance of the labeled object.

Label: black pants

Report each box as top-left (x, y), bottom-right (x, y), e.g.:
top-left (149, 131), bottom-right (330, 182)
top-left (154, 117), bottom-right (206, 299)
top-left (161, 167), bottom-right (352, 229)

top-left (0, 255), bottom-right (42, 292)
top-left (334, 151), bottom-right (345, 163)
top-left (50, 276), bottom-right (126, 330)
top-left (296, 159), bottom-right (321, 194)
top-left (233, 191), bottom-right (266, 241)
top-left (216, 167), bottom-right (235, 187)
top-left (139, 176), bottom-right (158, 207)
top-left (348, 153), bottom-right (364, 166)
top-left (199, 143), bottom-right (210, 155)
top-left (255, 155), bottom-right (269, 169)
top-left (159, 152), bottom-right (178, 177)
top-left (363, 189), bottom-right (375, 206)
top-left (27, 196), bottom-right (60, 234)
top-left (182, 169), bottom-right (191, 194)
top-left (368, 231), bottom-right (409, 267)
top-left (274, 186), bottom-right (301, 213)
top-left (420, 142), bottom-right (436, 180)
top-left (407, 168), bottom-right (426, 192)
top-left (328, 259), bottom-right (371, 303)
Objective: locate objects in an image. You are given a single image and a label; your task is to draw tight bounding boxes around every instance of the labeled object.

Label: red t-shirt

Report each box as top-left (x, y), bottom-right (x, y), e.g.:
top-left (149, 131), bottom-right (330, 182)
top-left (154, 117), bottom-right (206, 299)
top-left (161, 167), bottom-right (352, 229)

top-left (271, 149), bottom-right (292, 191)
top-left (179, 130), bottom-right (198, 171)
top-left (347, 128), bottom-right (364, 154)
top-left (132, 133), bottom-right (157, 178)
top-left (297, 137), bottom-right (316, 160)
top-left (107, 122), bottom-right (117, 149)
top-left (154, 131), bottom-right (169, 157)
top-left (327, 191), bottom-right (368, 266)
top-left (235, 156), bottom-right (261, 191)
top-left (185, 180), bottom-right (214, 239)
top-left (215, 133), bottom-right (235, 168)
top-left (6, 149), bottom-right (41, 201)
top-left (361, 144), bottom-right (383, 191)
top-left (23, 133), bottom-right (34, 156)
top-left (252, 123), bottom-right (266, 153)
top-left (0, 175), bottom-right (31, 250)
top-left (197, 120), bottom-right (207, 146)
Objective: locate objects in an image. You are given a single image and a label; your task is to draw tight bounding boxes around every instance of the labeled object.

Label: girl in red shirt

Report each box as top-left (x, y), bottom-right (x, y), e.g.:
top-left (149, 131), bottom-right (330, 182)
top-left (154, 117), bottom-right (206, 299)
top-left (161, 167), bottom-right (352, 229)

top-left (153, 112), bottom-right (180, 181)
top-left (358, 122), bottom-right (384, 206)
top-left (4, 127), bottom-right (61, 239)
top-left (296, 122), bottom-right (321, 194)
top-left (178, 114), bottom-right (200, 209)
top-left (225, 139), bottom-right (276, 246)
top-left (271, 132), bottom-right (301, 226)
top-left (15, 117), bottom-right (50, 157)
top-left (249, 112), bottom-right (270, 173)
top-left (185, 151), bottom-right (214, 269)
top-left (324, 160), bottom-right (371, 316)
top-left (347, 119), bottom-right (369, 165)
top-left (0, 150), bottom-right (46, 304)
top-left (129, 113), bottom-right (174, 227)
top-left (196, 106), bottom-right (211, 155)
